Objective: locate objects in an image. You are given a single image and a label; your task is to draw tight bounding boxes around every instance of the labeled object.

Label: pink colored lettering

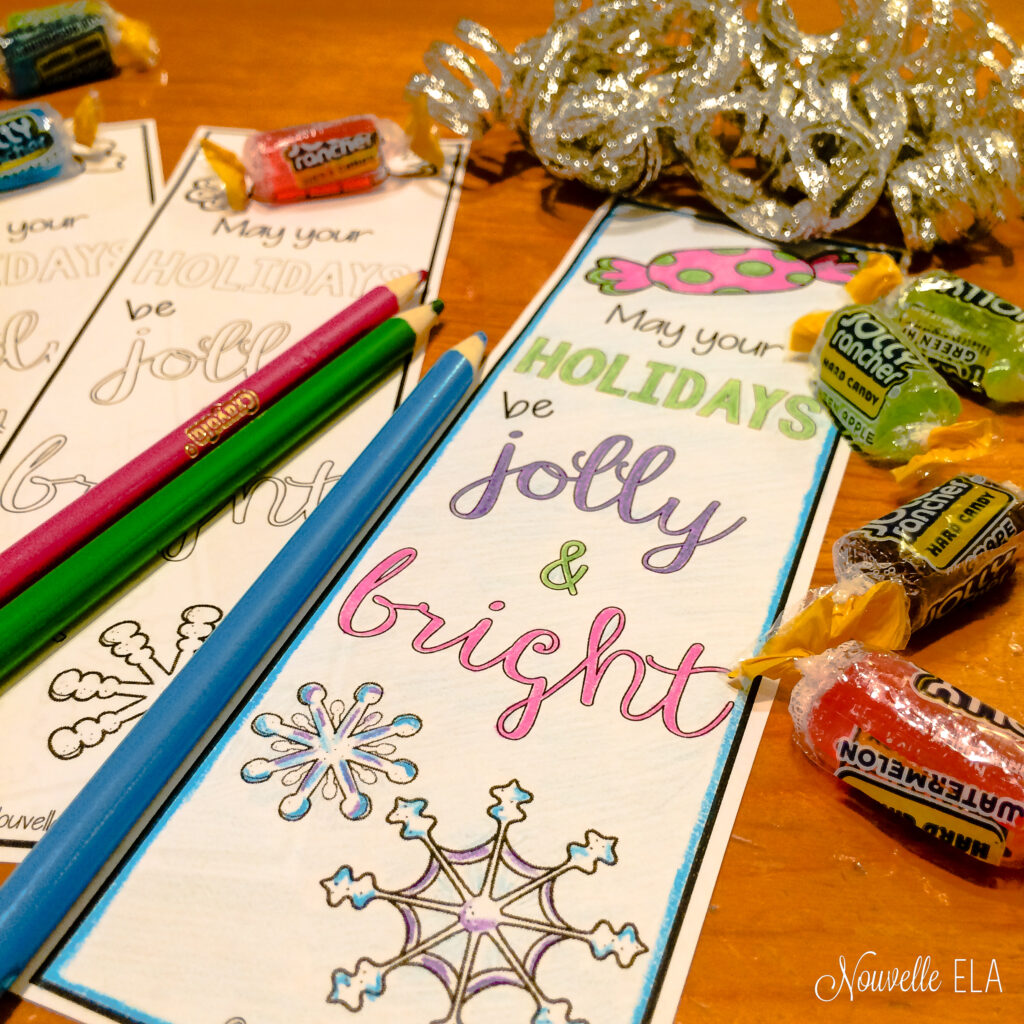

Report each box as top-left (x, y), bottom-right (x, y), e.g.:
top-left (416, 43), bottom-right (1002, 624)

top-left (338, 547), bottom-right (733, 740)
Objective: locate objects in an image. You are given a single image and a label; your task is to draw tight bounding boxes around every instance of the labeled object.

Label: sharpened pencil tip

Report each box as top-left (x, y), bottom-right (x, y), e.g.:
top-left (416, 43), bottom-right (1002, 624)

top-left (386, 271), bottom-right (428, 306)
top-left (452, 331), bottom-right (486, 371)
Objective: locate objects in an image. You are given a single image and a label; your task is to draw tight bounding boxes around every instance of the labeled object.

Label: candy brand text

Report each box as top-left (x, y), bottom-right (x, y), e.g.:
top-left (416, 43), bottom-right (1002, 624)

top-left (285, 131), bottom-right (375, 171)
top-left (827, 308), bottom-right (916, 388)
top-left (917, 277), bottom-right (1024, 323)
top-left (913, 672), bottom-right (1024, 741)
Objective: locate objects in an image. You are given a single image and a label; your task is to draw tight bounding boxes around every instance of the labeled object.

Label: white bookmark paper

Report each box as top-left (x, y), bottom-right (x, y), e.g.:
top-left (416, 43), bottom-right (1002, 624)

top-left (0, 120), bottom-right (160, 451)
top-left (28, 203), bottom-right (854, 1023)
top-left (0, 127), bottom-right (467, 859)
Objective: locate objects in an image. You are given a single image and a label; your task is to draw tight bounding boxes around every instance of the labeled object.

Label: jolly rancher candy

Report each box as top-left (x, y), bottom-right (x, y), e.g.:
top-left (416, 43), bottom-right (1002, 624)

top-left (0, 100), bottom-right (77, 191)
top-left (834, 474), bottom-right (1024, 632)
top-left (790, 641), bottom-right (1024, 867)
top-left (733, 474), bottom-right (1024, 686)
top-left (888, 270), bottom-right (1024, 403)
top-left (202, 104), bottom-right (444, 211)
top-left (0, 2), bottom-right (158, 98)
top-left (811, 304), bottom-right (961, 461)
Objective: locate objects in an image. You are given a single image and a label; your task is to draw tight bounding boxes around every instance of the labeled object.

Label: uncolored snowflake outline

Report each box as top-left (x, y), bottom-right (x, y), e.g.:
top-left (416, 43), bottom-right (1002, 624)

top-left (47, 605), bottom-right (221, 759)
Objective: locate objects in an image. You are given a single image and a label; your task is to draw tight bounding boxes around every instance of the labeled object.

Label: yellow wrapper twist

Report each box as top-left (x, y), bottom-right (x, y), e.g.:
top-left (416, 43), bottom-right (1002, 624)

top-left (732, 580), bottom-right (911, 688)
top-left (404, 95), bottom-right (445, 172)
top-left (789, 309), bottom-right (831, 354)
top-left (844, 253), bottom-right (904, 303)
top-left (72, 92), bottom-right (101, 148)
top-left (200, 139), bottom-right (249, 212)
top-left (890, 418), bottom-right (998, 484)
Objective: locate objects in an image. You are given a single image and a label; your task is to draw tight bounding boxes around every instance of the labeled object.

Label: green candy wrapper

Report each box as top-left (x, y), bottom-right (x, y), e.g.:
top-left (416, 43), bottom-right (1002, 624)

top-left (812, 304), bottom-right (961, 462)
top-left (889, 271), bottom-right (1024, 403)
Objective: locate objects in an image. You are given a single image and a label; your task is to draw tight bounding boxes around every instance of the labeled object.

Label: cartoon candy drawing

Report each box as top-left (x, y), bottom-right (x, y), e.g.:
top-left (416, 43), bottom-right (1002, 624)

top-left (585, 246), bottom-right (859, 296)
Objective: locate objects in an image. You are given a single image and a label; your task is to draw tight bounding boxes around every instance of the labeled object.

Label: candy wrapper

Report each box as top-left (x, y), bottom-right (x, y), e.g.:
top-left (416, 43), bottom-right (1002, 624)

top-left (887, 271), bottom-right (1024, 404)
top-left (835, 474), bottom-right (1024, 629)
top-left (790, 641), bottom-right (1024, 868)
top-left (0, 2), bottom-right (158, 98)
top-left (797, 256), bottom-right (1024, 406)
top-left (201, 103), bottom-right (444, 212)
top-left (735, 474), bottom-right (1024, 685)
top-left (791, 256), bottom-right (1000, 480)
top-left (811, 304), bottom-right (962, 462)
top-left (0, 93), bottom-right (105, 193)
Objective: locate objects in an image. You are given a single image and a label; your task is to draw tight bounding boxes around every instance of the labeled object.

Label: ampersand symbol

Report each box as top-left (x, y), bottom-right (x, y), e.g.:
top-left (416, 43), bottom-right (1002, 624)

top-left (540, 540), bottom-right (589, 596)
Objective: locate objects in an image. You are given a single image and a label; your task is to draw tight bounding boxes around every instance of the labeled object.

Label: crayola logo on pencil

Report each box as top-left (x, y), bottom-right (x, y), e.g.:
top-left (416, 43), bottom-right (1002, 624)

top-left (182, 388), bottom-right (260, 458)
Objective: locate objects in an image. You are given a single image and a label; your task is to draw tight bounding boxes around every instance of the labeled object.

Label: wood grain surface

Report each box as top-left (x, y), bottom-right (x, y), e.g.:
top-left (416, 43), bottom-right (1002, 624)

top-left (2, 2), bottom-right (1023, 1022)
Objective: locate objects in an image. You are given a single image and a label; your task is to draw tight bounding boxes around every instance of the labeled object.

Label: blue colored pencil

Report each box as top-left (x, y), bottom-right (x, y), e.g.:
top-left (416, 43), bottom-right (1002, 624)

top-left (0, 332), bottom-right (486, 993)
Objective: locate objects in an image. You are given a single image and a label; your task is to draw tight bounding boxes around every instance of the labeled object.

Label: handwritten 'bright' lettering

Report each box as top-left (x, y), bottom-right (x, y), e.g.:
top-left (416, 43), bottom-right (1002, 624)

top-left (337, 547), bottom-right (734, 741)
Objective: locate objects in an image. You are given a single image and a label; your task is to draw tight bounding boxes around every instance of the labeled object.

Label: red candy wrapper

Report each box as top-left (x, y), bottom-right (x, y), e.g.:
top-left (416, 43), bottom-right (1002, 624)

top-left (244, 115), bottom-right (388, 203)
top-left (791, 641), bottom-right (1024, 867)
top-left (201, 104), bottom-right (443, 211)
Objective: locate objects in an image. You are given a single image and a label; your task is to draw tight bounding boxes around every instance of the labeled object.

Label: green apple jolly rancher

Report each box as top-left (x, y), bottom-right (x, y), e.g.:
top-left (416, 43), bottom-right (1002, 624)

top-left (889, 270), bottom-right (1024, 403)
top-left (812, 304), bottom-right (961, 461)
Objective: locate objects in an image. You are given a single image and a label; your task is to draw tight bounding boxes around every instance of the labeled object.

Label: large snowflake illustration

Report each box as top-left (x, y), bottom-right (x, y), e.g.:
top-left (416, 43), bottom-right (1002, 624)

top-left (321, 780), bottom-right (647, 1023)
top-left (241, 681), bottom-right (422, 821)
top-left (47, 605), bottom-right (221, 759)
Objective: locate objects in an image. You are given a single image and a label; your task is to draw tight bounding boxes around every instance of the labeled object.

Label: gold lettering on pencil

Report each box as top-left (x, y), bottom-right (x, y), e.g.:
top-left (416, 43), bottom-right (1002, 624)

top-left (183, 388), bottom-right (261, 457)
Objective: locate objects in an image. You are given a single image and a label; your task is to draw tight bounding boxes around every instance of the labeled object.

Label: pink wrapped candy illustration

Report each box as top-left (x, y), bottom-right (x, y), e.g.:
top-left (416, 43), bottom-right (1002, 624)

top-left (586, 246), bottom-right (859, 296)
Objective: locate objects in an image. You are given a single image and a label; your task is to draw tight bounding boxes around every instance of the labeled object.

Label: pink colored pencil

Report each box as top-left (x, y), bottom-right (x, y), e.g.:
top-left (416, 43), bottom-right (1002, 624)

top-left (0, 270), bottom-right (426, 605)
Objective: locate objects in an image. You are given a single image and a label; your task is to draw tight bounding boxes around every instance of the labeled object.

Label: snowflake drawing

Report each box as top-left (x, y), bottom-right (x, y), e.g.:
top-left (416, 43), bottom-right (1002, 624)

top-left (47, 605), bottom-right (222, 759)
top-left (321, 780), bottom-right (647, 1023)
top-left (241, 681), bottom-right (422, 821)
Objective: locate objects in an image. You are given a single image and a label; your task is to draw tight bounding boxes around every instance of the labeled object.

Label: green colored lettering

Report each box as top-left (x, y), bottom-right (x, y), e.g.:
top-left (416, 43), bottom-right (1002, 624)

top-left (662, 367), bottom-right (706, 410)
top-left (514, 336), bottom-right (571, 378)
top-left (697, 378), bottom-right (742, 424)
top-left (627, 360), bottom-right (676, 405)
top-left (778, 394), bottom-right (821, 440)
top-left (560, 348), bottom-right (606, 386)
top-left (748, 384), bottom-right (788, 430)
top-left (596, 353), bottom-right (630, 396)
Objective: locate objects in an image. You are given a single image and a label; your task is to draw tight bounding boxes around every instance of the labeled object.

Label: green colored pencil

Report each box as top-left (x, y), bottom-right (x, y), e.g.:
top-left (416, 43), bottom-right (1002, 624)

top-left (0, 301), bottom-right (441, 685)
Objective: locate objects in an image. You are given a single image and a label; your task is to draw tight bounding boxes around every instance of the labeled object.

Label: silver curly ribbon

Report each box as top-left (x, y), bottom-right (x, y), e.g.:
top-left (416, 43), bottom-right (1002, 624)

top-left (407, 0), bottom-right (1024, 249)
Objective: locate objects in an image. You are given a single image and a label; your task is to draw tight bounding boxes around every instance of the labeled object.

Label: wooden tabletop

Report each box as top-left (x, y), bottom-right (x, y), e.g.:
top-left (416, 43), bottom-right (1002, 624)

top-left (3, 1), bottom-right (1024, 1021)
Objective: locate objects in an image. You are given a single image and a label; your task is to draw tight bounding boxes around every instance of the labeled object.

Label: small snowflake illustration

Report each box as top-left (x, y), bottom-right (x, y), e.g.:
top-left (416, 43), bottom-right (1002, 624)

top-left (321, 780), bottom-right (647, 1023)
top-left (241, 681), bottom-right (422, 821)
top-left (47, 605), bottom-right (221, 759)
